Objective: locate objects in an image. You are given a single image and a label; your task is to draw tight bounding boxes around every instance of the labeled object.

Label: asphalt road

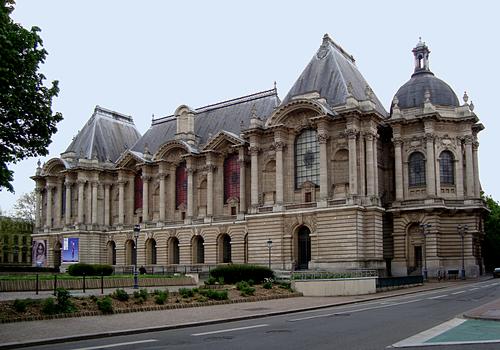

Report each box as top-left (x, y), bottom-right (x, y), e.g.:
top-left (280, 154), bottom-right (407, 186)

top-left (19, 279), bottom-right (500, 350)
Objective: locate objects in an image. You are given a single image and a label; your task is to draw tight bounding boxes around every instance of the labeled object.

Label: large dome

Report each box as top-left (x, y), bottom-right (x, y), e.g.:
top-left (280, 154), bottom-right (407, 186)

top-left (394, 71), bottom-right (459, 109)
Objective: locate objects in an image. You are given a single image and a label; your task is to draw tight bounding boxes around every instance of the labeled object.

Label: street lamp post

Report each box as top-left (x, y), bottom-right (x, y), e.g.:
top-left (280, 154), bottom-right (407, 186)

top-left (458, 224), bottom-right (468, 280)
top-left (419, 223), bottom-right (431, 281)
top-left (266, 238), bottom-right (273, 269)
top-left (133, 224), bottom-right (141, 289)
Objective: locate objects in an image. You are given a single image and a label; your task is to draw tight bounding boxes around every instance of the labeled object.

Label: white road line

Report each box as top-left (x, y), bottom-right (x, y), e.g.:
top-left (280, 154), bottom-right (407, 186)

top-left (391, 318), bottom-right (465, 348)
top-left (452, 291), bottom-right (465, 295)
top-left (192, 324), bottom-right (269, 336)
top-left (70, 339), bottom-right (157, 350)
top-left (428, 294), bottom-right (448, 299)
top-left (289, 299), bottom-right (422, 322)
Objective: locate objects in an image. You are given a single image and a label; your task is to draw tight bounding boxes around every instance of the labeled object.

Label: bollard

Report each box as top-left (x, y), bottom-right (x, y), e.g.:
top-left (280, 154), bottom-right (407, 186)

top-left (35, 274), bottom-right (39, 295)
top-left (162, 266), bottom-right (165, 275)
top-left (101, 273), bottom-right (104, 294)
top-left (82, 273), bottom-right (86, 293)
top-left (53, 274), bottom-right (58, 296)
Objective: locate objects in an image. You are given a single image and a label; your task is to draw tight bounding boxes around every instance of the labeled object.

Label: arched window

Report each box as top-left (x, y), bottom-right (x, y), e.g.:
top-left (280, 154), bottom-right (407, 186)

top-left (409, 152), bottom-right (426, 187)
top-left (176, 162), bottom-right (187, 208)
top-left (440, 151), bottom-right (455, 185)
top-left (224, 154), bottom-right (240, 203)
top-left (168, 237), bottom-right (180, 264)
top-left (146, 239), bottom-right (157, 265)
top-left (134, 171), bottom-right (143, 211)
top-left (295, 129), bottom-right (319, 189)
top-left (107, 241), bottom-right (116, 265)
top-left (192, 235), bottom-right (204, 264)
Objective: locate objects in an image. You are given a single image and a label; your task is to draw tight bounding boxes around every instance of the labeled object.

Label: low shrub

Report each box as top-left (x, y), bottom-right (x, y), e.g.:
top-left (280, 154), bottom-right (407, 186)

top-left (55, 288), bottom-right (76, 313)
top-left (67, 263), bottom-right (113, 276)
top-left (13, 299), bottom-right (28, 313)
top-left (204, 276), bottom-right (218, 285)
top-left (178, 288), bottom-right (194, 298)
top-left (41, 298), bottom-right (58, 315)
top-left (97, 296), bottom-right (113, 314)
top-left (236, 281), bottom-right (255, 296)
top-left (133, 289), bottom-right (149, 300)
top-left (209, 264), bottom-right (274, 284)
top-left (154, 290), bottom-right (169, 305)
top-left (112, 289), bottom-right (129, 301)
top-left (262, 280), bottom-right (273, 289)
top-left (199, 288), bottom-right (228, 300)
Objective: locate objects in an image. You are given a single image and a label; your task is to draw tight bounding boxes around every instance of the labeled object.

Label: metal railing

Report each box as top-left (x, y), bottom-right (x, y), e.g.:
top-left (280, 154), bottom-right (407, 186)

top-left (292, 269), bottom-right (378, 280)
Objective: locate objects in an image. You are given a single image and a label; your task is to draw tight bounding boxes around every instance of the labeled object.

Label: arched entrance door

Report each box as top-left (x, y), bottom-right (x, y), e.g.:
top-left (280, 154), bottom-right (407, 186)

top-left (297, 226), bottom-right (311, 270)
top-left (107, 241), bottom-right (116, 265)
top-left (146, 239), bottom-right (157, 265)
top-left (168, 237), bottom-right (180, 264)
top-left (192, 236), bottom-right (204, 264)
top-left (53, 241), bottom-right (62, 270)
top-left (407, 224), bottom-right (424, 275)
top-left (218, 234), bottom-right (231, 263)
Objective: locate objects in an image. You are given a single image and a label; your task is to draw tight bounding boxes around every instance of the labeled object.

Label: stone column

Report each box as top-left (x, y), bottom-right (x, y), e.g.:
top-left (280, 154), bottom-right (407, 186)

top-left (35, 187), bottom-right (43, 228)
top-left (86, 181), bottom-right (92, 224)
top-left (359, 134), bottom-right (366, 197)
top-left (104, 183), bottom-right (111, 226)
top-left (158, 174), bottom-right (166, 222)
top-left (394, 139), bottom-right (404, 201)
top-left (250, 145), bottom-right (260, 209)
top-left (366, 133), bottom-right (375, 196)
top-left (473, 141), bottom-right (480, 197)
top-left (435, 148), bottom-right (441, 197)
top-left (64, 181), bottom-right (72, 226)
top-left (45, 184), bottom-right (53, 228)
top-left (77, 180), bottom-right (85, 224)
top-left (55, 180), bottom-right (63, 227)
top-left (187, 162), bottom-right (194, 220)
top-left (118, 180), bottom-right (125, 225)
top-left (169, 165), bottom-right (176, 221)
top-left (425, 134), bottom-right (436, 197)
top-left (91, 181), bottom-right (98, 225)
top-left (206, 157), bottom-right (214, 218)
top-left (142, 175), bottom-right (150, 222)
top-left (455, 158), bottom-right (464, 198)
top-left (347, 130), bottom-right (358, 195)
top-left (318, 132), bottom-right (329, 201)
top-left (238, 149), bottom-right (246, 214)
top-left (464, 136), bottom-right (474, 197)
top-left (373, 134), bottom-right (379, 196)
top-left (274, 140), bottom-right (285, 206)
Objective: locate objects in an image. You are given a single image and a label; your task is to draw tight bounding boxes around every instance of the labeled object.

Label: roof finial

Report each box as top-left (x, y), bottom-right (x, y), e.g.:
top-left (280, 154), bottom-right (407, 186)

top-left (152, 113), bottom-right (155, 121)
top-left (392, 96), bottom-right (399, 108)
top-left (469, 101), bottom-right (475, 111)
top-left (463, 91), bottom-right (469, 104)
top-left (424, 89), bottom-right (431, 103)
top-left (346, 82), bottom-right (354, 96)
top-left (365, 85), bottom-right (374, 102)
top-left (274, 81), bottom-right (277, 91)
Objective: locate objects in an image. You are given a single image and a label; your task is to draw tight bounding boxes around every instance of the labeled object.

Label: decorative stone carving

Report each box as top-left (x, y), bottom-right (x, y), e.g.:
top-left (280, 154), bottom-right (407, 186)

top-left (273, 141), bottom-right (286, 151)
top-left (318, 133), bottom-right (329, 144)
top-left (249, 146), bottom-right (260, 156)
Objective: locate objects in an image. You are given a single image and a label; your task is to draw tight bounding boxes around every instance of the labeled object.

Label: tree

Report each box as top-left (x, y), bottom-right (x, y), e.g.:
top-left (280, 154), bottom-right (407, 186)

top-left (0, 0), bottom-right (63, 192)
top-left (12, 190), bottom-right (35, 222)
top-left (483, 195), bottom-right (500, 271)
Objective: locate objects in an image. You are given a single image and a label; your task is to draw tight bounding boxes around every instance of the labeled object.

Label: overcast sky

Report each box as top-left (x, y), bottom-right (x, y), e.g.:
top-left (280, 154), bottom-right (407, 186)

top-left (2, 0), bottom-right (499, 212)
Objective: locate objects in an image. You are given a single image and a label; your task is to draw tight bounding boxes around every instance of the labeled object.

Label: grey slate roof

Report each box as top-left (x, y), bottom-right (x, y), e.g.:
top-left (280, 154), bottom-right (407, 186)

top-left (63, 106), bottom-right (141, 163)
top-left (281, 34), bottom-right (388, 116)
top-left (132, 89), bottom-right (279, 155)
top-left (394, 71), bottom-right (459, 109)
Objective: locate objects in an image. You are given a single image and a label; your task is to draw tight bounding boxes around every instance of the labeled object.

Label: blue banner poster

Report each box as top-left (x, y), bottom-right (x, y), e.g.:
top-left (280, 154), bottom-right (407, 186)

top-left (62, 237), bottom-right (79, 263)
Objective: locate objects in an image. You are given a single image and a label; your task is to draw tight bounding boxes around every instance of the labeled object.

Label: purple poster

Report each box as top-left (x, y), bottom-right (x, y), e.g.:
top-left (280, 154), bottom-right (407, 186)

top-left (62, 237), bottom-right (79, 263)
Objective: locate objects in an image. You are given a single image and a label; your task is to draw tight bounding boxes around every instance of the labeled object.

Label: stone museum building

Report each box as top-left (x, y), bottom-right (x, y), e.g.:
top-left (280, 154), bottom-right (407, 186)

top-left (31, 35), bottom-right (487, 277)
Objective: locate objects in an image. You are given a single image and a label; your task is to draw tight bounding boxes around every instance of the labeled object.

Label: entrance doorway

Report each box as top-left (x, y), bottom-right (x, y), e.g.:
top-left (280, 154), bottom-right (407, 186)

top-left (414, 246), bottom-right (422, 270)
top-left (54, 241), bottom-right (62, 270)
top-left (297, 226), bottom-right (311, 270)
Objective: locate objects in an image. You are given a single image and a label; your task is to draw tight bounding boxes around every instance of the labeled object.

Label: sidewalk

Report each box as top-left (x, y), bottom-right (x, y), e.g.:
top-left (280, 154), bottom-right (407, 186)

top-left (0, 278), bottom-right (497, 349)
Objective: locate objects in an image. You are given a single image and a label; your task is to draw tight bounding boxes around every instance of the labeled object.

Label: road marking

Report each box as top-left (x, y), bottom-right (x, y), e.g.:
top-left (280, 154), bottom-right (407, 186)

top-left (71, 339), bottom-right (158, 350)
top-left (192, 324), bottom-right (269, 336)
top-left (452, 291), bottom-right (465, 295)
top-left (391, 318), bottom-right (465, 347)
top-left (289, 299), bottom-right (422, 322)
top-left (428, 294), bottom-right (448, 299)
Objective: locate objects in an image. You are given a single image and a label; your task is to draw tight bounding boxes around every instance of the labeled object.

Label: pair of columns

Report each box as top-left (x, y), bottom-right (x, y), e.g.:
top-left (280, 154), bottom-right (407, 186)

top-left (348, 130), bottom-right (379, 198)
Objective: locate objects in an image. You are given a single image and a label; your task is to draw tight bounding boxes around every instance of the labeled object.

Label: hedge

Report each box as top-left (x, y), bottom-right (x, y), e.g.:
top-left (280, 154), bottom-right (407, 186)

top-left (67, 263), bottom-right (113, 276)
top-left (209, 264), bottom-right (274, 284)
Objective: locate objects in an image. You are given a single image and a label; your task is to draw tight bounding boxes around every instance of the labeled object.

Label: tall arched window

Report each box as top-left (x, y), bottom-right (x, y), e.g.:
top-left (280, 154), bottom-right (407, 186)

top-left (409, 152), bottom-right (426, 187)
top-left (134, 171), bottom-right (143, 211)
top-left (176, 161), bottom-right (187, 208)
top-left (224, 154), bottom-right (240, 203)
top-left (295, 129), bottom-right (320, 189)
top-left (440, 151), bottom-right (455, 185)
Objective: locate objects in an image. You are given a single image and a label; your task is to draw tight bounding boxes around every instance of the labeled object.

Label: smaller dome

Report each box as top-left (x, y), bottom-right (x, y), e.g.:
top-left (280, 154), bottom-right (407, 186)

top-left (394, 71), bottom-right (459, 109)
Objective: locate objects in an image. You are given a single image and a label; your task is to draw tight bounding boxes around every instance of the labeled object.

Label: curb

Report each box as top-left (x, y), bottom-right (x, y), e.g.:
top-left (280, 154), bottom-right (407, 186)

top-left (0, 283), bottom-right (455, 350)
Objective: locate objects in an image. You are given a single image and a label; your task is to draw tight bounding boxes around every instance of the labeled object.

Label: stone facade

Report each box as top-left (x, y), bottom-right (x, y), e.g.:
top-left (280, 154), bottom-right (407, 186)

top-left (31, 35), bottom-right (487, 277)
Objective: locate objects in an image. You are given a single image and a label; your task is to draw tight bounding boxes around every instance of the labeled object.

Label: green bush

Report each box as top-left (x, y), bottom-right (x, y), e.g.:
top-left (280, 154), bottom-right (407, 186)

top-left (178, 288), bottom-right (194, 298)
top-left (204, 276), bottom-right (218, 285)
top-left (262, 280), bottom-right (273, 289)
top-left (133, 289), bottom-right (149, 300)
top-left (55, 288), bottom-right (76, 313)
top-left (236, 281), bottom-right (255, 296)
top-left (154, 290), bottom-right (169, 305)
top-left (97, 296), bottom-right (113, 314)
top-left (41, 298), bottom-right (58, 315)
top-left (199, 288), bottom-right (228, 300)
top-left (67, 263), bottom-right (113, 276)
top-left (112, 289), bottom-right (129, 301)
top-left (209, 264), bottom-right (273, 284)
top-left (13, 299), bottom-right (28, 313)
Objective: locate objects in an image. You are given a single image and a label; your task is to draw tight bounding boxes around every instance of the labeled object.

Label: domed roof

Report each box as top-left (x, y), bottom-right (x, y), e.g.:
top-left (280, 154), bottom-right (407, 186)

top-left (395, 71), bottom-right (459, 109)
top-left (393, 39), bottom-right (459, 110)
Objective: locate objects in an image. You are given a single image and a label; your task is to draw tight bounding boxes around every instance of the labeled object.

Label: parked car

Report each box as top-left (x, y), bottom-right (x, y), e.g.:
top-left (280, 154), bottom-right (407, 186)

top-left (494, 268), bottom-right (500, 278)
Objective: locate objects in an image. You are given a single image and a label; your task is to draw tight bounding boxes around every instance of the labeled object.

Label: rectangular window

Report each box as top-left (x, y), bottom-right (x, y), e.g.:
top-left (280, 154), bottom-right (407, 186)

top-left (305, 192), bottom-right (312, 203)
